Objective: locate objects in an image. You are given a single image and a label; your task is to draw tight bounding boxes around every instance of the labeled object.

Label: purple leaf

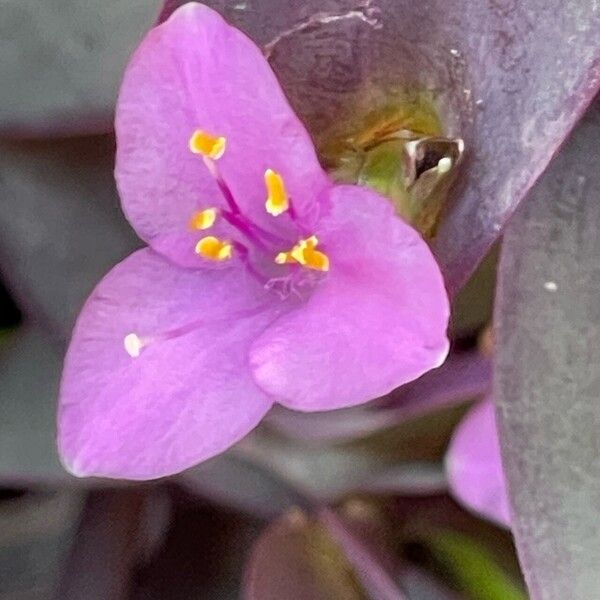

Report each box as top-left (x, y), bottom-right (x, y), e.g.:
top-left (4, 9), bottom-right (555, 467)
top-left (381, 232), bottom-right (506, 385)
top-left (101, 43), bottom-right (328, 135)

top-left (0, 1), bottom-right (162, 137)
top-left (235, 427), bottom-right (452, 502)
top-left (237, 411), bottom-right (462, 502)
top-left (133, 498), bottom-right (262, 599)
top-left (179, 453), bottom-right (305, 519)
top-left (361, 462), bottom-right (447, 497)
top-left (0, 137), bottom-right (140, 337)
top-left (319, 508), bottom-right (407, 600)
top-left (55, 489), bottom-right (149, 600)
top-left (234, 431), bottom-right (385, 501)
top-left (0, 490), bottom-right (84, 598)
top-left (382, 350), bottom-right (491, 409)
top-left (0, 327), bottom-right (70, 484)
top-left (266, 349), bottom-right (490, 444)
top-left (162, 1), bottom-right (600, 292)
top-left (495, 99), bottom-right (600, 598)
top-left (430, 3), bottom-right (600, 293)
top-left (243, 509), bottom-right (386, 600)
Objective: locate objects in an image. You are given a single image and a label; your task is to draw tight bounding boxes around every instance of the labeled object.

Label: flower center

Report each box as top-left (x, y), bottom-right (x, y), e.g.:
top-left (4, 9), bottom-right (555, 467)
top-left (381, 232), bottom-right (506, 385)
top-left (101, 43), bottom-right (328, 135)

top-left (187, 129), bottom-right (330, 276)
top-left (275, 235), bottom-right (330, 272)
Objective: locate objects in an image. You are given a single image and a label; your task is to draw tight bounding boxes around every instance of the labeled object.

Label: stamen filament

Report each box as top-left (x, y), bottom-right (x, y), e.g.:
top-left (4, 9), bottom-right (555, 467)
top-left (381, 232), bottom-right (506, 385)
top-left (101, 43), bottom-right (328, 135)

top-left (123, 304), bottom-right (271, 358)
top-left (220, 211), bottom-right (269, 251)
top-left (232, 241), bottom-right (272, 286)
top-left (202, 156), bottom-right (241, 214)
top-left (221, 210), bottom-right (288, 248)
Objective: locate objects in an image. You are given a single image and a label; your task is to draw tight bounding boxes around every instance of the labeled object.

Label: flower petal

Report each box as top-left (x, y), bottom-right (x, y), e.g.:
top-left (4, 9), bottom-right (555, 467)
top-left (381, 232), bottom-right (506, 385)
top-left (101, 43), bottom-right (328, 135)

top-left (446, 398), bottom-right (510, 527)
top-left (115, 3), bottom-right (329, 268)
top-left (249, 185), bottom-right (450, 410)
top-left (59, 248), bottom-right (282, 480)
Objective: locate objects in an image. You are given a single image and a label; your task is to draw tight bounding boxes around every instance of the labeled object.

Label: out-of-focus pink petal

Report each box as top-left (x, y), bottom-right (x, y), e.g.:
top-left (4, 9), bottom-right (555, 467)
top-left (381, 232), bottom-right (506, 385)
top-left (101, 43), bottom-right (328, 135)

top-left (249, 185), bottom-right (450, 410)
top-left (59, 248), bottom-right (283, 480)
top-left (446, 397), bottom-right (511, 527)
top-left (115, 3), bottom-right (329, 268)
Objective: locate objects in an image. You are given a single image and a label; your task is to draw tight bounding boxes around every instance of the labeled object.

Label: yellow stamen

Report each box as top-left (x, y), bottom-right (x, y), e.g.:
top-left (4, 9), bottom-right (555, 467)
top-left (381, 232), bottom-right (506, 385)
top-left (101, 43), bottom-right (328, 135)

top-left (275, 251), bottom-right (295, 265)
top-left (264, 168), bottom-right (289, 216)
top-left (189, 208), bottom-right (217, 230)
top-left (189, 130), bottom-right (227, 159)
top-left (303, 247), bottom-right (330, 272)
top-left (290, 235), bottom-right (318, 263)
top-left (195, 236), bottom-right (233, 261)
top-left (275, 235), bottom-right (330, 272)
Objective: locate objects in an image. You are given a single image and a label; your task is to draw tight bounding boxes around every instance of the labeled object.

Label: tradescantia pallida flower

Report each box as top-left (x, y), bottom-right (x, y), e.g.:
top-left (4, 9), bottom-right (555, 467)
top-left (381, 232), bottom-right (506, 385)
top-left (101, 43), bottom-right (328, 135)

top-left (446, 397), bottom-right (510, 527)
top-left (58, 3), bottom-right (450, 480)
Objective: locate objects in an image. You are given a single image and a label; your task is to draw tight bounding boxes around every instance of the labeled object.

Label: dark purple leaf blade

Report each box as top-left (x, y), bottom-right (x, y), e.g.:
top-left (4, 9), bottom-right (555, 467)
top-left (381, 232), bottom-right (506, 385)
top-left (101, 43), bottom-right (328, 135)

top-left (234, 431), bottom-right (380, 501)
top-left (163, 1), bottom-right (600, 293)
top-left (319, 508), bottom-right (407, 600)
top-left (0, 136), bottom-right (140, 338)
top-left (362, 462), bottom-right (447, 497)
top-left (431, 4), bottom-right (600, 293)
top-left (495, 99), bottom-right (600, 599)
top-left (56, 489), bottom-right (148, 600)
top-left (243, 508), bottom-right (402, 600)
top-left (266, 349), bottom-right (490, 444)
top-left (179, 452), bottom-right (306, 519)
top-left (132, 496), bottom-right (262, 600)
top-left (382, 349), bottom-right (491, 410)
top-left (0, 326), bottom-right (71, 484)
top-left (0, 1), bottom-right (162, 137)
top-left (0, 490), bottom-right (84, 598)
top-left (243, 511), bottom-right (367, 600)
top-left (235, 410), bottom-right (460, 503)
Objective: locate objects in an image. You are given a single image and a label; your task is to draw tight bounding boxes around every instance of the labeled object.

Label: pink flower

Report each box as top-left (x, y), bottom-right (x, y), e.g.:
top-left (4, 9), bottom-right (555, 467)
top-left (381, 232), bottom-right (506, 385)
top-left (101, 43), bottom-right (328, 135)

top-left (58, 3), bottom-right (449, 480)
top-left (446, 397), bottom-right (511, 527)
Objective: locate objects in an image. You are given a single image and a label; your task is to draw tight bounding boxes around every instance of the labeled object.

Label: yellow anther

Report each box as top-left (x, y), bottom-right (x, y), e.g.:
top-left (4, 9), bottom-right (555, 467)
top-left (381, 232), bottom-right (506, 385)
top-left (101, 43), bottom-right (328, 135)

top-left (290, 235), bottom-right (318, 263)
top-left (189, 130), bottom-right (227, 159)
top-left (264, 168), bottom-right (289, 216)
top-left (303, 247), bottom-right (330, 272)
top-left (195, 236), bottom-right (233, 261)
top-left (274, 235), bottom-right (330, 272)
top-left (189, 208), bottom-right (217, 230)
top-left (124, 333), bottom-right (143, 358)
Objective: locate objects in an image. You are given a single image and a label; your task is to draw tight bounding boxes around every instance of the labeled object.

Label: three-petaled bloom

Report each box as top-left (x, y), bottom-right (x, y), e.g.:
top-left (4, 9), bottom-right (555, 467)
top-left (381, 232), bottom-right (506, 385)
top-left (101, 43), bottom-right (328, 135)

top-left (58, 3), bottom-right (450, 480)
